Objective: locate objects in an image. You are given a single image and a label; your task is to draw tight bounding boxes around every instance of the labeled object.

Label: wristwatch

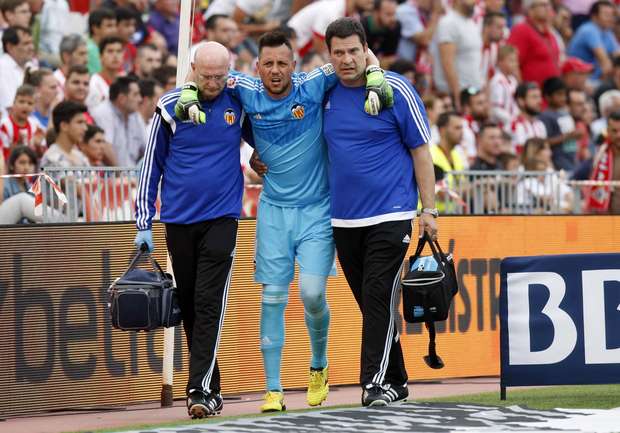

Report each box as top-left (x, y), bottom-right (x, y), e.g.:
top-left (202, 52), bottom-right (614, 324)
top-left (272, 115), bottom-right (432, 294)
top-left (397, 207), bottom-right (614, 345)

top-left (420, 208), bottom-right (439, 218)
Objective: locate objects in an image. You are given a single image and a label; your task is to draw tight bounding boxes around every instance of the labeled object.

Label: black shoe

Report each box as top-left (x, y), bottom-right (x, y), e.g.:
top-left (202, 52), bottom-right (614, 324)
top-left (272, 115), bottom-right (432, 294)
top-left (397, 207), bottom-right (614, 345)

top-left (361, 384), bottom-right (389, 407)
top-left (383, 383), bottom-right (409, 403)
top-left (204, 391), bottom-right (223, 416)
top-left (187, 390), bottom-right (209, 419)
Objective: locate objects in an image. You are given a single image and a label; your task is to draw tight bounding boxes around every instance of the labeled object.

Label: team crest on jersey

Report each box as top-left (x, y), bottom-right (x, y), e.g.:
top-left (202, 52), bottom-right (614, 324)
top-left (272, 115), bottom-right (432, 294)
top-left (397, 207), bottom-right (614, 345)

top-left (226, 77), bottom-right (237, 88)
top-left (291, 103), bottom-right (305, 119)
top-left (224, 109), bottom-right (236, 125)
top-left (254, 113), bottom-right (262, 120)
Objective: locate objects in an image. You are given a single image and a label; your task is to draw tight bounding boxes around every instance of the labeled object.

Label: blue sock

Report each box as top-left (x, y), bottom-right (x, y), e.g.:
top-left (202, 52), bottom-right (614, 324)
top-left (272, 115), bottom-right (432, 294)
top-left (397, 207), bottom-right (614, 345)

top-left (260, 284), bottom-right (288, 392)
top-left (299, 274), bottom-right (330, 370)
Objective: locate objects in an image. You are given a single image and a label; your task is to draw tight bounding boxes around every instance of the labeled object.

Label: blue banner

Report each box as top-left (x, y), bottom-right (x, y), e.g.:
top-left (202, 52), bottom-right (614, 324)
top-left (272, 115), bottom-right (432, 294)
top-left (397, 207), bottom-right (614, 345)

top-left (500, 253), bottom-right (620, 387)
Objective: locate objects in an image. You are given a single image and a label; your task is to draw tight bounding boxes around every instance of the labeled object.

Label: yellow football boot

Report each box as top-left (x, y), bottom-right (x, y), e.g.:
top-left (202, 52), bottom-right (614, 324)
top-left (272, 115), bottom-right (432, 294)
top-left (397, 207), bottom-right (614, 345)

top-left (307, 366), bottom-right (329, 406)
top-left (260, 391), bottom-right (286, 412)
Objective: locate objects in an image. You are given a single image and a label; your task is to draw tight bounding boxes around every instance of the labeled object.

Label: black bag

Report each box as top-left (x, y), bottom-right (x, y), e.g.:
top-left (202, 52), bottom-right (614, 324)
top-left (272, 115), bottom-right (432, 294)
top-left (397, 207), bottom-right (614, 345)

top-left (402, 233), bottom-right (458, 369)
top-left (108, 246), bottom-right (182, 331)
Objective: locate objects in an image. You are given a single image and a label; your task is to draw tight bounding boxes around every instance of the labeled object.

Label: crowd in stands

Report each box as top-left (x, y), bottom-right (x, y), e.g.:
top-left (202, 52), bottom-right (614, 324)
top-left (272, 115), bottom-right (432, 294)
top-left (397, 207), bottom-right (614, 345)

top-left (0, 0), bottom-right (619, 221)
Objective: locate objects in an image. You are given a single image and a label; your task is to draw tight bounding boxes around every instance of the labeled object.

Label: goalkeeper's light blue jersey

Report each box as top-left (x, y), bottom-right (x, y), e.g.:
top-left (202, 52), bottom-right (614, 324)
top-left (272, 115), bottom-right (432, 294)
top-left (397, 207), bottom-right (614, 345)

top-left (228, 65), bottom-right (338, 207)
top-left (323, 72), bottom-right (431, 227)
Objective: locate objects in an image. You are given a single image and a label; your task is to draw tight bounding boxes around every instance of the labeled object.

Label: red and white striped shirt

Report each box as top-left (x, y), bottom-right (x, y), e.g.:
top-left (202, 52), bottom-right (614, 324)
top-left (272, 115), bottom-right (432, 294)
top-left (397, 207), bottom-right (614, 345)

top-left (510, 115), bottom-right (547, 155)
top-left (0, 115), bottom-right (44, 160)
top-left (489, 70), bottom-right (519, 129)
top-left (481, 42), bottom-right (500, 84)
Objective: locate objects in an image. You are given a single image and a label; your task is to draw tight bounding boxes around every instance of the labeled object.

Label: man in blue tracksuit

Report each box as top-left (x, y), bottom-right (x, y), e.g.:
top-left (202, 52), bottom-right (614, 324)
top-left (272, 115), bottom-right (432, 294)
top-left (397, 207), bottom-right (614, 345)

top-left (323, 18), bottom-right (438, 407)
top-left (134, 43), bottom-right (251, 419)
top-left (176, 34), bottom-right (393, 412)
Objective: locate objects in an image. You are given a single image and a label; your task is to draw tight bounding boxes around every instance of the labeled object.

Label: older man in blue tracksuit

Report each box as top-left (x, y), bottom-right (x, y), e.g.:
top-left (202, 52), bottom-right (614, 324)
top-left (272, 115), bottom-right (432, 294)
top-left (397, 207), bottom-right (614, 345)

top-left (134, 43), bottom-right (251, 419)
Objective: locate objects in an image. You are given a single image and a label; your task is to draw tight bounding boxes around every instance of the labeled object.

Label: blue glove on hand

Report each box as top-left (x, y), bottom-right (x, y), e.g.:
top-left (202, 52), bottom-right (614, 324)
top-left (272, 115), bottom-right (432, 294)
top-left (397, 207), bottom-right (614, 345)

top-left (134, 229), bottom-right (154, 252)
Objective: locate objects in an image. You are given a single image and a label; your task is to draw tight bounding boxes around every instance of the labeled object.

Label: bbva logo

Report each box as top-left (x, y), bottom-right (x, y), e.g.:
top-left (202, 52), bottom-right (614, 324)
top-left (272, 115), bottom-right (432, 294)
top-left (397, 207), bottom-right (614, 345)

top-left (506, 270), bottom-right (620, 366)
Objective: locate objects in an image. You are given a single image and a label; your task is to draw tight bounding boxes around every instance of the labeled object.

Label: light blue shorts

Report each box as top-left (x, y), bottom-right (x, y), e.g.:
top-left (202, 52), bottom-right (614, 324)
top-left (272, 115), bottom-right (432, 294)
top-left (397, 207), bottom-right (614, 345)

top-left (255, 196), bottom-right (336, 285)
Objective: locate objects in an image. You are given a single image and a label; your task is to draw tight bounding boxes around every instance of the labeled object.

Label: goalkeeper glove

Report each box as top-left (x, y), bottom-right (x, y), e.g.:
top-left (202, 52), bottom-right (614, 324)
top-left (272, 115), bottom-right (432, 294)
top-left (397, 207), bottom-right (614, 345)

top-left (174, 82), bottom-right (206, 124)
top-left (364, 65), bottom-right (394, 116)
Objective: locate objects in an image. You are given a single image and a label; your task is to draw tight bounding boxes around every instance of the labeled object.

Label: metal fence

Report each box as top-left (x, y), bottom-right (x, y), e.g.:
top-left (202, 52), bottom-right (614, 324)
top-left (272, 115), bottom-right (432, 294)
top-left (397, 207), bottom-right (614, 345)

top-left (41, 167), bottom-right (141, 223)
top-left (38, 167), bottom-right (619, 223)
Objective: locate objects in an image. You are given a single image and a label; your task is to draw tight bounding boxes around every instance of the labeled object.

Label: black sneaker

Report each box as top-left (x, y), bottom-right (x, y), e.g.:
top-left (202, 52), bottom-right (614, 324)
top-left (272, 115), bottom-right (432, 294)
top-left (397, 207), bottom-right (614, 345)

top-left (187, 390), bottom-right (209, 419)
top-left (383, 383), bottom-right (409, 403)
top-left (204, 391), bottom-right (224, 416)
top-left (361, 384), bottom-right (389, 407)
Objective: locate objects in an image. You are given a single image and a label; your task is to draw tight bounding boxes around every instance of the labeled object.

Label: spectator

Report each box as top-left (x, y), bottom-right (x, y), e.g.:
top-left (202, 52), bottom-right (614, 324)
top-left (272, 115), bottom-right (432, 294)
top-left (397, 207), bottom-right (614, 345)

top-left (203, 14), bottom-right (241, 68)
top-left (148, 0), bottom-right (180, 56)
top-left (152, 64), bottom-right (177, 91)
top-left (2, 145), bottom-right (35, 199)
top-left (561, 56), bottom-right (594, 93)
top-left (287, 0), bottom-right (374, 57)
top-left (0, 84), bottom-right (44, 160)
top-left (471, 122), bottom-right (504, 170)
top-left (592, 88), bottom-right (620, 140)
top-left (489, 44), bottom-right (520, 128)
top-left (431, 0), bottom-right (483, 111)
top-left (300, 51), bottom-right (325, 73)
top-left (204, 14), bottom-right (238, 48)
top-left (133, 44), bottom-right (163, 79)
top-left (24, 68), bottom-right (59, 129)
top-left (79, 124), bottom-right (106, 166)
top-left (0, 1), bottom-right (31, 43)
top-left (567, 88), bottom-right (593, 163)
top-left (422, 94), bottom-right (445, 144)
top-left (0, 145), bottom-right (40, 224)
top-left (431, 111), bottom-right (466, 212)
top-left (64, 65), bottom-right (91, 108)
top-left (564, 0), bottom-right (597, 30)
top-left (54, 34), bottom-right (88, 98)
top-left (518, 137), bottom-right (574, 212)
top-left (361, 0), bottom-right (401, 67)
top-left (568, 1), bottom-right (619, 82)
top-left (0, 26), bottom-right (36, 118)
top-left (481, 11), bottom-right (507, 83)
top-left (40, 100), bottom-right (89, 168)
top-left (539, 77), bottom-right (581, 173)
top-left (511, 81), bottom-right (547, 154)
top-left (396, 0), bottom-right (442, 64)
top-left (86, 36), bottom-right (125, 111)
top-left (38, 0), bottom-right (70, 63)
top-left (137, 77), bottom-right (163, 132)
top-left (116, 6), bottom-right (138, 73)
top-left (594, 55), bottom-right (620, 106)
top-left (460, 87), bottom-right (490, 165)
top-left (585, 110), bottom-right (620, 213)
top-left (86, 8), bottom-right (117, 74)
top-left (230, 0), bottom-right (285, 37)
top-left (91, 76), bottom-right (145, 167)
top-left (507, 0), bottom-right (560, 87)
top-left (552, 4), bottom-right (573, 49)
top-left (388, 58), bottom-right (416, 85)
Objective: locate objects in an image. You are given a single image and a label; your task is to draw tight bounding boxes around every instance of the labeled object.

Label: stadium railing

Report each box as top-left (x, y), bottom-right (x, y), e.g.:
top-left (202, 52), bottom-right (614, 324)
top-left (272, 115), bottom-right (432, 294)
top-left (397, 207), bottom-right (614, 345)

top-left (39, 167), bottom-right (618, 222)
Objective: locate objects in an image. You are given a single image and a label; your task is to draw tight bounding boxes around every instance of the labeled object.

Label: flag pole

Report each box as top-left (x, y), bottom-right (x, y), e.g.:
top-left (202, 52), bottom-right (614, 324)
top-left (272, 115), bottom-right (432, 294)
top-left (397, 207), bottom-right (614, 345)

top-left (161, 0), bottom-right (194, 408)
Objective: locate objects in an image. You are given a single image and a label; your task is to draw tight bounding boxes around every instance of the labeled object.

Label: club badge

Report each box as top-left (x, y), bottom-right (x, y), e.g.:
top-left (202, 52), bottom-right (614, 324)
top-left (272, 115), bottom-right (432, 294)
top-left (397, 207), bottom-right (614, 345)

top-left (224, 109), bottom-right (236, 125)
top-left (291, 104), bottom-right (305, 119)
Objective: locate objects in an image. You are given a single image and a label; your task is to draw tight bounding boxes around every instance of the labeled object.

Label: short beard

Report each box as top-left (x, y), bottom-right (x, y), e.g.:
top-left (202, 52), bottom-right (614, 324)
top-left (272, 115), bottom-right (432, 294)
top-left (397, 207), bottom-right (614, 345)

top-left (524, 106), bottom-right (540, 117)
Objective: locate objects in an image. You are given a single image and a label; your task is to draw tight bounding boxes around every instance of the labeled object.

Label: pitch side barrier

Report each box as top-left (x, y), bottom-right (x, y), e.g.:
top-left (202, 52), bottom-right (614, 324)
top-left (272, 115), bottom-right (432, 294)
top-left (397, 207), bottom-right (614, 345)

top-left (1, 216), bottom-right (618, 417)
top-left (38, 168), bottom-right (619, 223)
top-left (500, 252), bottom-right (620, 399)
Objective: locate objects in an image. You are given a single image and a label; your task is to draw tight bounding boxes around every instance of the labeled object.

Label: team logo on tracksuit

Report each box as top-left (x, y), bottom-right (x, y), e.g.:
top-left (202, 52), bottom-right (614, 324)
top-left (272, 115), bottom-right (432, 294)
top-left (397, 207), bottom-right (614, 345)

top-left (224, 109), bottom-right (236, 125)
top-left (291, 104), bottom-right (305, 119)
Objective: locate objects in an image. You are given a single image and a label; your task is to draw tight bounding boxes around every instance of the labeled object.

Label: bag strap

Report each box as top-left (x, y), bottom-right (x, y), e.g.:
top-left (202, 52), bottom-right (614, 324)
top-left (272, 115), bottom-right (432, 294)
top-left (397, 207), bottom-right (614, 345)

top-left (124, 245), bottom-right (167, 280)
top-left (421, 289), bottom-right (445, 370)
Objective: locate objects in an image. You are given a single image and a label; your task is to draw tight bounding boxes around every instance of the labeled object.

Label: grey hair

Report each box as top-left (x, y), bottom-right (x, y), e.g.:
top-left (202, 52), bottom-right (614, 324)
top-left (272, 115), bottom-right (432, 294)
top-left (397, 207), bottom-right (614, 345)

top-left (599, 89), bottom-right (620, 118)
top-left (59, 34), bottom-right (86, 58)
